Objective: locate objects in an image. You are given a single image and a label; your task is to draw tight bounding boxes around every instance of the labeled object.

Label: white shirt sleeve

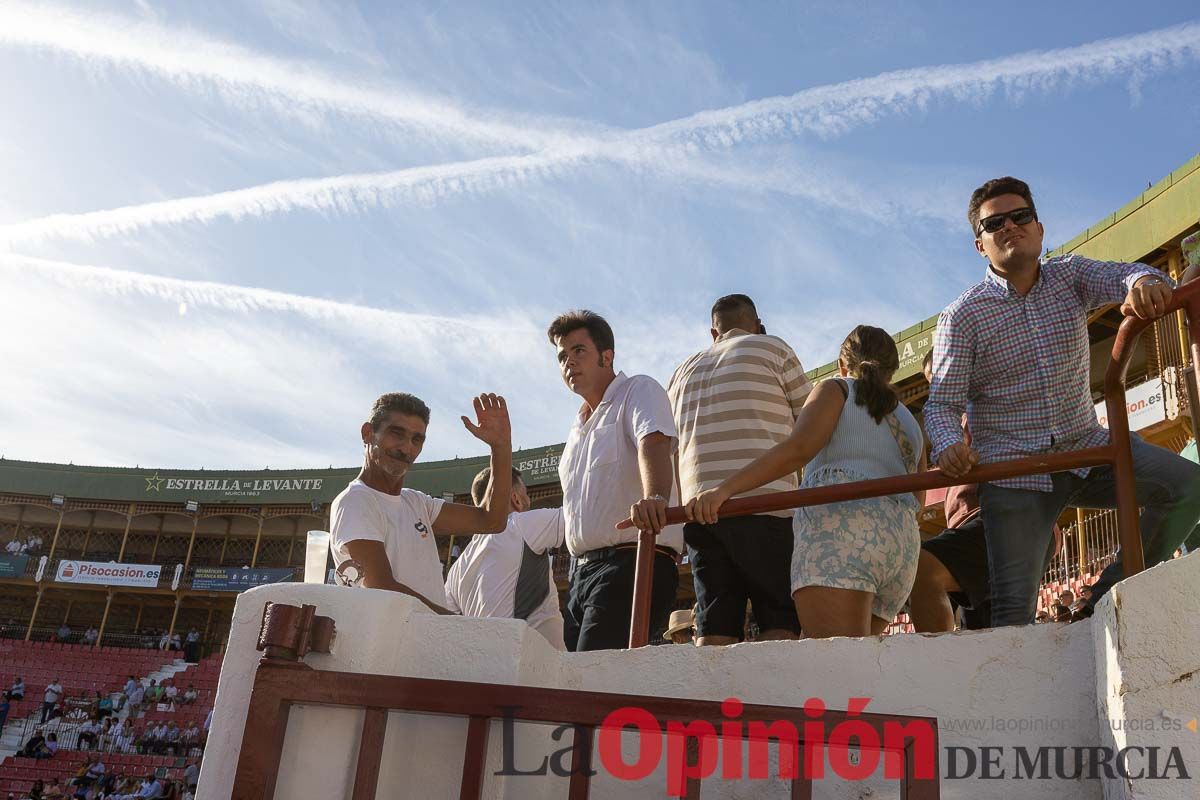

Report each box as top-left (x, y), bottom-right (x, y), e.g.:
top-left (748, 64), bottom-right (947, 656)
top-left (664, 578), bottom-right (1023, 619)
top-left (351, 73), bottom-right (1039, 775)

top-left (330, 488), bottom-right (386, 550)
top-left (443, 557), bottom-right (462, 615)
top-left (624, 376), bottom-right (677, 443)
top-left (413, 490), bottom-right (446, 528)
top-left (514, 508), bottom-right (565, 554)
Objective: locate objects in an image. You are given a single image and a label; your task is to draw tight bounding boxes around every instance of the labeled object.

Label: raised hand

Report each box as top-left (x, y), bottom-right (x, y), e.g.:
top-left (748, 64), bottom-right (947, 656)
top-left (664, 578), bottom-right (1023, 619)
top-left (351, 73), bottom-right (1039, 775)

top-left (461, 393), bottom-right (511, 449)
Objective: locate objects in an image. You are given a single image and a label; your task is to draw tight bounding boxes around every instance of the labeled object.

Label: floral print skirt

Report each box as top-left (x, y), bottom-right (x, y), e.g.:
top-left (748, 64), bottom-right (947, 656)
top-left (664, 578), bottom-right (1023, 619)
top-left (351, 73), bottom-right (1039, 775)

top-left (791, 467), bottom-right (920, 621)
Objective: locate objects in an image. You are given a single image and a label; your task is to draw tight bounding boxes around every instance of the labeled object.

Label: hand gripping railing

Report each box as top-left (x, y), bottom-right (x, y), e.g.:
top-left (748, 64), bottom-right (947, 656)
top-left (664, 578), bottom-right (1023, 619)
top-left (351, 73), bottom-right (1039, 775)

top-left (623, 279), bottom-right (1200, 648)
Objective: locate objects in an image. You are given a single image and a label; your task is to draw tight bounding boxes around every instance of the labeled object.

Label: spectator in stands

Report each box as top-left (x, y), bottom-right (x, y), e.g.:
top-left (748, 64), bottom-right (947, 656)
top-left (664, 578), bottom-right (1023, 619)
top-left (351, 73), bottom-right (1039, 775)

top-left (664, 608), bottom-right (695, 645)
top-left (120, 676), bottom-right (137, 711)
top-left (926, 176), bottom-right (1200, 627)
top-left (41, 677), bottom-right (63, 723)
top-left (55, 623), bottom-right (71, 643)
top-left (164, 721), bottom-right (182, 755)
top-left (126, 682), bottom-right (145, 719)
top-left (110, 773), bottom-right (161, 800)
top-left (28, 731), bottom-right (58, 759)
top-left (329, 392), bottom-right (514, 615)
top-left (180, 685), bottom-right (197, 706)
top-left (163, 682), bottom-right (178, 705)
top-left (182, 760), bottom-right (199, 794)
top-left (27, 533), bottom-right (43, 552)
top-left (157, 631), bottom-right (171, 651)
top-left (169, 632), bottom-right (181, 651)
top-left (688, 325), bottom-right (925, 639)
top-left (549, 310), bottom-right (682, 651)
top-left (1058, 589), bottom-right (1075, 609)
top-left (184, 628), bottom-right (200, 662)
top-left (42, 778), bottom-right (64, 799)
top-left (6, 675), bottom-right (23, 700)
top-left (96, 691), bottom-right (113, 719)
top-left (145, 680), bottom-right (162, 705)
top-left (27, 779), bottom-right (44, 800)
top-left (0, 693), bottom-right (8, 733)
top-left (182, 722), bottom-right (200, 750)
top-left (667, 294), bottom-right (810, 646)
top-left (82, 627), bottom-right (98, 646)
top-left (443, 467), bottom-right (568, 649)
top-left (4, 536), bottom-right (22, 555)
top-left (77, 716), bottom-right (102, 749)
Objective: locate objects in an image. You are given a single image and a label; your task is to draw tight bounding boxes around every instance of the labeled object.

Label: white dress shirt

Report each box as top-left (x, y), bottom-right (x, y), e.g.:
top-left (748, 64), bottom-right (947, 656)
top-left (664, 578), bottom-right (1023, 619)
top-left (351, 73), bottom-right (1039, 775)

top-left (558, 372), bottom-right (684, 555)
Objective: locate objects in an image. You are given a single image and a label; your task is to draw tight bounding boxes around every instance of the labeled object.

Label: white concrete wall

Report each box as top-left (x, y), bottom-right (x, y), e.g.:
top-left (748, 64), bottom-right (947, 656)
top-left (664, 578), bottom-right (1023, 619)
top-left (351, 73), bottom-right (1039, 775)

top-left (198, 552), bottom-right (1200, 800)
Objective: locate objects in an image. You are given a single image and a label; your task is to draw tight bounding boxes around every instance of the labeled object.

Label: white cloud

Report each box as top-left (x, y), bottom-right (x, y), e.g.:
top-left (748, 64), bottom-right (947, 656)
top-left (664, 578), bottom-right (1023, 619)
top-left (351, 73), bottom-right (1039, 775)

top-left (3, 19), bottom-right (1194, 248)
top-left (0, 0), bottom-right (597, 151)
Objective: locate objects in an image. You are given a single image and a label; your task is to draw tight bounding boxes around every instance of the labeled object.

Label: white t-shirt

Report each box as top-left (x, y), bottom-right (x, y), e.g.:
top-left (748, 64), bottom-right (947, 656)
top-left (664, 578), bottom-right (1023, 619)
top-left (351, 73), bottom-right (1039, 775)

top-left (45, 682), bottom-right (62, 703)
top-left (444, 509), bottom-right (563, 624)
top-left (558, 372), bottom-right (684, 554)
top-left (5, 540), bottom-right (20, 554)
top-left (329, 480), bottom-right (448, 608)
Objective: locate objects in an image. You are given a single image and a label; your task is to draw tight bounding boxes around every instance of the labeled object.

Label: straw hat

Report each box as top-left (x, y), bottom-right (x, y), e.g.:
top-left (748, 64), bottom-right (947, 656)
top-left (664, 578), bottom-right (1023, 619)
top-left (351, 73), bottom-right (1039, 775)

top-left (665, 608), bottom-right (695, 637)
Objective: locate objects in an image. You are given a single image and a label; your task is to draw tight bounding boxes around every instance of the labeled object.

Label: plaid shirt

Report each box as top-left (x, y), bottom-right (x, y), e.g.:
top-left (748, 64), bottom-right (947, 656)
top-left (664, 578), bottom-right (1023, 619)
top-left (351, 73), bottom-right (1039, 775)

top-left (926, 254), bottom-right (1165, 491)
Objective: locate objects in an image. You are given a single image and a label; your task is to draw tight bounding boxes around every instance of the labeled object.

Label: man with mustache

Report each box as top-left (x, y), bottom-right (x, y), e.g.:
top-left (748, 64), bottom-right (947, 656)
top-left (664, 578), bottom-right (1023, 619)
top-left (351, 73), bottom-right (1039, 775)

top-left (329, 392), bottom-right (512, 614)
top-left (925, 176), bottom-right (1200, 627)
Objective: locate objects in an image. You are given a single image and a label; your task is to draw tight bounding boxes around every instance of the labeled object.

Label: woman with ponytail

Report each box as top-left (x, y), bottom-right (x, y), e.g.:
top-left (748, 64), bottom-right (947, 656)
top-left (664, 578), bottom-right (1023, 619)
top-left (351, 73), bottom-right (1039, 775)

top-left (686, 325), bottom-right (926, 638)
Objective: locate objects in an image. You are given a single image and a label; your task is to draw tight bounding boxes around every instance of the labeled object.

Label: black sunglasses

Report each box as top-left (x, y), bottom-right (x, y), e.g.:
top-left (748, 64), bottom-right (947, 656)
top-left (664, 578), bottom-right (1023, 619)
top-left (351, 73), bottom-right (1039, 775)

top-left (977, 206), bottom-right (1037, 235)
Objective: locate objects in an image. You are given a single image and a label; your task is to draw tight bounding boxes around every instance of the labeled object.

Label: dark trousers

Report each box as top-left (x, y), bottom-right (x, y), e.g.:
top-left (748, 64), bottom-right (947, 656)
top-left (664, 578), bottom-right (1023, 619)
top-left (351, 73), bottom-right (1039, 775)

top-left (980, 436), bottom-right (1200, 626)
top-left (566, 550), bottom-right (678, 651)
top-left (40, 701), bottom-right (54, 723)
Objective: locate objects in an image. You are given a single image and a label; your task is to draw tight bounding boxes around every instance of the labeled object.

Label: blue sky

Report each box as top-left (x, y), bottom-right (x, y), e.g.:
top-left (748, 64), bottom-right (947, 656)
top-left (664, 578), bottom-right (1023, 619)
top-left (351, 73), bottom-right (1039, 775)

top-left (0, 1), bottom-right (1198, 470)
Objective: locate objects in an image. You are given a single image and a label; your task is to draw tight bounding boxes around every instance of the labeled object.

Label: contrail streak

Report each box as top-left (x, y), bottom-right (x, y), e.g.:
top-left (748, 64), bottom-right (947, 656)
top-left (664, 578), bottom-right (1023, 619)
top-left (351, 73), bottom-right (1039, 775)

top-left (0, 254), bottom-right (539, 349)
top-left (2, 19), bottom-right (1196, 246)
top-left (0, 1), bottom-right (597, 151)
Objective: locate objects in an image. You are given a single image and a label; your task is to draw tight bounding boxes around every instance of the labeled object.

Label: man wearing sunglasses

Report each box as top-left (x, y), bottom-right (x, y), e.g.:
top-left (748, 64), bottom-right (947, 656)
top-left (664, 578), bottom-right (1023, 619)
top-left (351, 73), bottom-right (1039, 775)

top-left (925, 176), bottom-right (1200, 628)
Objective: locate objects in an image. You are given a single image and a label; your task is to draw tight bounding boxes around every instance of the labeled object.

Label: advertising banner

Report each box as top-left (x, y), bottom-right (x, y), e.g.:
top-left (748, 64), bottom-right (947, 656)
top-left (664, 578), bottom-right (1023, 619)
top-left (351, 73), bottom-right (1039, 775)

top-left (190, 566), bottom-right (295, 591)
top-left (0, 554), bottom-right (29, 578)
top-left (55, 560), bottom-right (162, 587)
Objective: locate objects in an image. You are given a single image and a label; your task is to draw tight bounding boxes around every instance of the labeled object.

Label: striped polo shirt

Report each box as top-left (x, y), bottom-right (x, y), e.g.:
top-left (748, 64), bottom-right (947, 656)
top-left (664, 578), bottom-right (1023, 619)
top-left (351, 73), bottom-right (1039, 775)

top-left (667, 329), bottom-right (812, 516)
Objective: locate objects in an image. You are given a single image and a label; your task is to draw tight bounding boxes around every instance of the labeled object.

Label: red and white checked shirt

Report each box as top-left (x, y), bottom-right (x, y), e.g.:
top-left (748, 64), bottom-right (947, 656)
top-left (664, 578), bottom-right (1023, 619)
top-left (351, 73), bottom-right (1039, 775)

top-left (925, 254), bottom-right (1166, 491)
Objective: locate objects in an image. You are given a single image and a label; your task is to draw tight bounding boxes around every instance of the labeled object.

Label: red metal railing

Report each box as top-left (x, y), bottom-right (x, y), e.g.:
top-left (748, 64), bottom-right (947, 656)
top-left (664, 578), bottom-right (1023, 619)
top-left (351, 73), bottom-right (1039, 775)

top-left (624, 281), bottom-right (1200, 647)
top-left (233, 649), bottom-right (940, 799)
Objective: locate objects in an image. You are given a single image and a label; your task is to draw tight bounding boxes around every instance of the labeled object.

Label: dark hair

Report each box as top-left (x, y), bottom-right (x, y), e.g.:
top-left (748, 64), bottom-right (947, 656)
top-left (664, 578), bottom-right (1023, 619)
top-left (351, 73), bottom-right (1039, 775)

top-left (710, 294), bottom-right (758, 332)
top-left (470, 466), bottom-right (524, 506)
top-left (967, 176), bottom-right (1036, 235)
top-left (546, 310), bottom-right (615, 354)
top-left (839, 325), bottom-right (900, 423)
top-left (369, 393), bottom-right (430, 429)
top-left (922, 350), bottom-right (934, 373)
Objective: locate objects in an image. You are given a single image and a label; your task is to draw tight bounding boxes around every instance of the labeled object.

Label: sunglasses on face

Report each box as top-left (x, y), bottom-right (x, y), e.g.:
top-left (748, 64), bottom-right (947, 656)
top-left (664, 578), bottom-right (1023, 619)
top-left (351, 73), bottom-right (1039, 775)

top-left (977, 206), bottom-right (1037, 235)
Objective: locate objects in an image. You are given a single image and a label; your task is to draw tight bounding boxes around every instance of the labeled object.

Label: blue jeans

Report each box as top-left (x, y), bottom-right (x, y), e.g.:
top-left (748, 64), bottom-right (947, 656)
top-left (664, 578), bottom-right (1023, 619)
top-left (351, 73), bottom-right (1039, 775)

top-left (979, 436), bottom-right (1200, 627)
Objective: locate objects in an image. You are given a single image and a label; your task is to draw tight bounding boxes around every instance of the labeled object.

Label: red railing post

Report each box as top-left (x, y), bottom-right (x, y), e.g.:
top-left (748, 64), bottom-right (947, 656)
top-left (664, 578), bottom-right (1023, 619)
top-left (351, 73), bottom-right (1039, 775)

top-left (628, 528), bottom-right (656, 648)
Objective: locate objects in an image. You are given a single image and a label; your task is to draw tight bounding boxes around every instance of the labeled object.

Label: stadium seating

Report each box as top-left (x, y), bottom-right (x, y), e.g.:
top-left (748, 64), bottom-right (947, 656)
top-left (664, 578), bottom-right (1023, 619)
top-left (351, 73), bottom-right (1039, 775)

top-left (0, 641), bottom-right (202, 797)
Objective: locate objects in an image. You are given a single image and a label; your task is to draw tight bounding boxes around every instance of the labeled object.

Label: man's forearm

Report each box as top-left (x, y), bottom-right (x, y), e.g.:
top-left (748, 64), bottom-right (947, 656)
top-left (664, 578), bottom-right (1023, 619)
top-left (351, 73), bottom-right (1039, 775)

top-left (481, 443), bottom-right (513, 529)
top-left (638, 434), bottom-right (674, 498)
top-left (924, 401), bottom-right (965, 462)
top-left (365, 576), bottom-right (453, 614)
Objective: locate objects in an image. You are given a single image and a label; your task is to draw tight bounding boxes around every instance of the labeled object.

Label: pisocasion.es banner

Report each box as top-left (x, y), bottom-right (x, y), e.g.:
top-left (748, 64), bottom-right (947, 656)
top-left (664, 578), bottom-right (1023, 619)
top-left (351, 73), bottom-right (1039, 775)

top-left (55, 559), bottom-right (162, 587)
